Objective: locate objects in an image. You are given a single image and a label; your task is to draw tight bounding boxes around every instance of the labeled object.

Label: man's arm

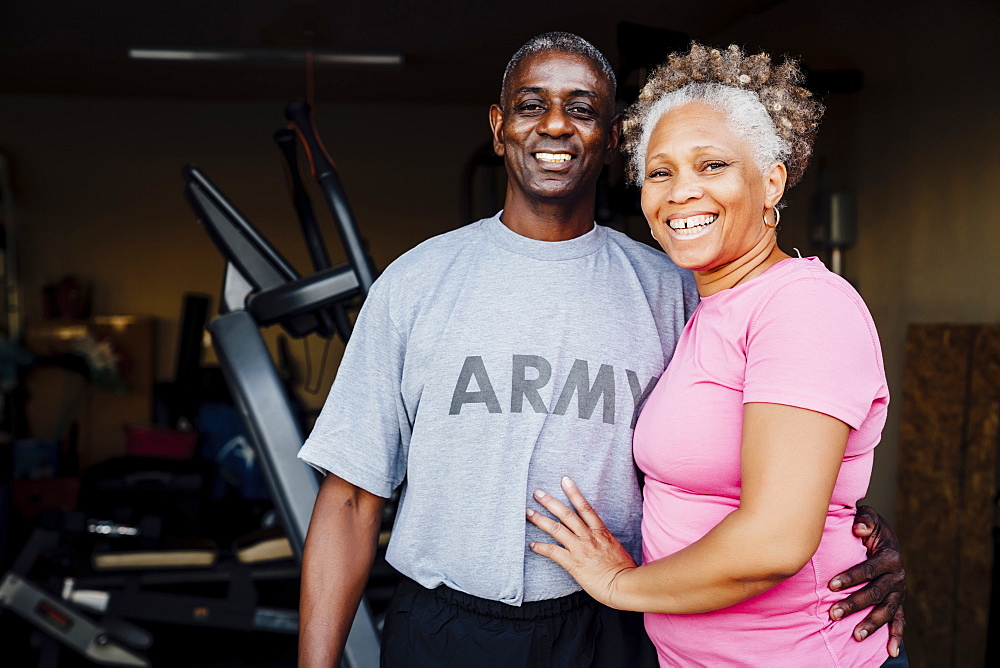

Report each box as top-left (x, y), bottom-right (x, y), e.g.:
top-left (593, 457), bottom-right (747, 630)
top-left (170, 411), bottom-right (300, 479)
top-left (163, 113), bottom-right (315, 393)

top-left (299, 473), bottom-right (386, 668)
top-left (829, 505), bottom-right (906, 657)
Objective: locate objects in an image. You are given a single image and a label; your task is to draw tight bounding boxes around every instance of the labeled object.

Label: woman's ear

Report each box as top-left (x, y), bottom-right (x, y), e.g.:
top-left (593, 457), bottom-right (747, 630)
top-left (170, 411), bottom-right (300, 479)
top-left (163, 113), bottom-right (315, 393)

top-left (764, 162), bottom-right (788, 208)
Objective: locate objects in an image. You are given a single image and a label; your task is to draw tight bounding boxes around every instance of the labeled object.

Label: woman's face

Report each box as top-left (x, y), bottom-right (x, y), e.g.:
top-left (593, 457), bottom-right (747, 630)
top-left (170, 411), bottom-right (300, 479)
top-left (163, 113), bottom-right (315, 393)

top-left (640, 101), bottom-right (785, 273)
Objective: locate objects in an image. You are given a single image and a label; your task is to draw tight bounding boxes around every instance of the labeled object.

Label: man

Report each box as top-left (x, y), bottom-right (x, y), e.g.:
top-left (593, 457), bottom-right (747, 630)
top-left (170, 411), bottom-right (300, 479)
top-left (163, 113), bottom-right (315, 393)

top-left (298, 32), bottom-right (905, 667)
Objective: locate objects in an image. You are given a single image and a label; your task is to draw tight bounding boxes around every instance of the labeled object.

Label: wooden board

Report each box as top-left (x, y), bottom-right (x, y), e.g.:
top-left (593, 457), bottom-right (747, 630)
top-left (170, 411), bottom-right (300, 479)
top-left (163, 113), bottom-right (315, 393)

top-left (896, 324), bottom-right (999, 668)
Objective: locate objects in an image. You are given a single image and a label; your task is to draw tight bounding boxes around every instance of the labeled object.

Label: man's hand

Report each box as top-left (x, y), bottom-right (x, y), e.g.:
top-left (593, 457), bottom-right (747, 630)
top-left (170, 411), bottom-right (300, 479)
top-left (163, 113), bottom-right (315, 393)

top-left (828, 505), bottom-right (906, 658)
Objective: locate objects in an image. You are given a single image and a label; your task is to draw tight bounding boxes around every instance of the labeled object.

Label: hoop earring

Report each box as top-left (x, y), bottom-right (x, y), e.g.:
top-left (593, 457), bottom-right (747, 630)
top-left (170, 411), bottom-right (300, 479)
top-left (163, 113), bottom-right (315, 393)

top-left (764, 207), bottom-right (780, 229)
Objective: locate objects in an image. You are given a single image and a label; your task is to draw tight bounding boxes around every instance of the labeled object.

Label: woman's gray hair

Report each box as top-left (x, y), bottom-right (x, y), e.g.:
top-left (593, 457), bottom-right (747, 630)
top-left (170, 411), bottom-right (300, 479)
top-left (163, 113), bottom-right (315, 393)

top-left (631, 83), bottom-right (790, 186)
top-left (621, 42), bottom-right (824, 188)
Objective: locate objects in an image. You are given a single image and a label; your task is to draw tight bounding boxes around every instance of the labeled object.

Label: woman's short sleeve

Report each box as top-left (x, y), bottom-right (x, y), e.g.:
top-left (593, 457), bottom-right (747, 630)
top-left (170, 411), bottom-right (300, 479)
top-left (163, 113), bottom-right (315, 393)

top-left (742, 277), bottom-right (886, 432)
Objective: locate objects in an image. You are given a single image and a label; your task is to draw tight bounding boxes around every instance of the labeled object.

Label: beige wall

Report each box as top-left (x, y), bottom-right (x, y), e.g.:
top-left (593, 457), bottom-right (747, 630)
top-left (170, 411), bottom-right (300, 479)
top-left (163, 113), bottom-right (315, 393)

top-left (1, 97), bottom-right (490, 413)
top-left (714, 0), bottom-right (1000, 522)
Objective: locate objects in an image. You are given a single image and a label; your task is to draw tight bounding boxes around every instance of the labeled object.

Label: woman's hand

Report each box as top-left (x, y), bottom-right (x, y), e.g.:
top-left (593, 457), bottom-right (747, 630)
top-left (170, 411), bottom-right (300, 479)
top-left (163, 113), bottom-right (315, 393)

top-left (526, 477), bottom-right (637, 608)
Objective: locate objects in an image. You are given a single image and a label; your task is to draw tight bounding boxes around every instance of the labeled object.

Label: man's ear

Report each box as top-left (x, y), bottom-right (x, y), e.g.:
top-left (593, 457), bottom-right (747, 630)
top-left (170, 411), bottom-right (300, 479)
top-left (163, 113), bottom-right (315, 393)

top-left (489, 104), bottom-right (505, 157)
top-left (604, 113), bottom-right (622, 165)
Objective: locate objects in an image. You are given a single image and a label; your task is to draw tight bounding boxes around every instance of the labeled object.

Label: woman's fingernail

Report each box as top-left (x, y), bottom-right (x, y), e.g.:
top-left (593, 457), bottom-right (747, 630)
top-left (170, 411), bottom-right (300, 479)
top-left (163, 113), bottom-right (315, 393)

top-left (526, 508), bottom-right (535, 517)
top-left (534, 489), bottom-right (546, 499)
top-left (831, 607), bottom-right (843, 620)
top-left (562, 476), bottom-right (576, 488)
top-left (856, 629), bottom-right (868, 640)
top-left (830, 578), bottom-right (842, 590)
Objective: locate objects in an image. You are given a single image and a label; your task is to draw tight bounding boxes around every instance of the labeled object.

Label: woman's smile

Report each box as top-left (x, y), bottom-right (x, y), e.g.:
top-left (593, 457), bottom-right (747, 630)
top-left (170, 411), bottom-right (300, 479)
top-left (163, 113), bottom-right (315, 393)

top-left (667, 213), bottom-right (719, 236)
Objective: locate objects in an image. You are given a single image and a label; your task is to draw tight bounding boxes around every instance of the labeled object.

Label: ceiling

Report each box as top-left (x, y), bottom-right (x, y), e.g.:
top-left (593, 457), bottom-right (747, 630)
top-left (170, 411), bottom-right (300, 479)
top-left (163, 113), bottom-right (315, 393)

top-left (0, 0), bottom-right (793, 105)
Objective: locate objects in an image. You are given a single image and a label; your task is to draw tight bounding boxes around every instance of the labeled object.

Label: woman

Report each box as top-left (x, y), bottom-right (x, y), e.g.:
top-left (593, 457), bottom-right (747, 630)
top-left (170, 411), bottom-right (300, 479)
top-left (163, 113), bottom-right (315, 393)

top-left (525, 43), bottom-right (897, 667)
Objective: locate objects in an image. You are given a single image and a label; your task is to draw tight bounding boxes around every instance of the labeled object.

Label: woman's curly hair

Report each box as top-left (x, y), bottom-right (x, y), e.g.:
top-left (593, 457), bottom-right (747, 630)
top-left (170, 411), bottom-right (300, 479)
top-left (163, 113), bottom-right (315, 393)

top-left (622, 42), bottom-right (825, 188)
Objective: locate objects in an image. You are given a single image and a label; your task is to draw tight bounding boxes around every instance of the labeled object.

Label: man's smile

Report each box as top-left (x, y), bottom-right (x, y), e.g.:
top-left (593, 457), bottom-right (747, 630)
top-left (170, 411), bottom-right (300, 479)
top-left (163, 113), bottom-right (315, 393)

top-left (533, 151), bottom-right (573, 163)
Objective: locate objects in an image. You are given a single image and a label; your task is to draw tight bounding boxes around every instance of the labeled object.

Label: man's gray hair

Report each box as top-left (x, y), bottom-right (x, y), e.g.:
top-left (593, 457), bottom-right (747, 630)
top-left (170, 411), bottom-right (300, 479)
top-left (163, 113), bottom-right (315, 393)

top-left (500, 32), bottom-right (617, 107)
top-left (631, 83), bottom-right (789, 186)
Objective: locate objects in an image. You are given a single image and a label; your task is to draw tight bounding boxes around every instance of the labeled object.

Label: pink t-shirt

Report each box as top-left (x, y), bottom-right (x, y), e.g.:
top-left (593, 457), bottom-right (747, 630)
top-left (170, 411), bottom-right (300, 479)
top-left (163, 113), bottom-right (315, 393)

top-left (634, 257), bottom-right (890, 667)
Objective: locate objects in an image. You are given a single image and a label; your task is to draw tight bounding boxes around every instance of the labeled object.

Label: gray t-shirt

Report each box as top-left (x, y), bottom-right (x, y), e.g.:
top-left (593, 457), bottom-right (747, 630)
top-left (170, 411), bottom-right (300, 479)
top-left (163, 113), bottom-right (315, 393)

top-left (298, 212), bottom-right (699, 605)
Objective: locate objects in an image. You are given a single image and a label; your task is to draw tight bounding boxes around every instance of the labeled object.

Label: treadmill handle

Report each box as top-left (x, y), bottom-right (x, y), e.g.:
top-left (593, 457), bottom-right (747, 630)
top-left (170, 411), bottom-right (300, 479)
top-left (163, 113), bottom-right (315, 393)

top-left (284, 100), bottom-right (377, 294)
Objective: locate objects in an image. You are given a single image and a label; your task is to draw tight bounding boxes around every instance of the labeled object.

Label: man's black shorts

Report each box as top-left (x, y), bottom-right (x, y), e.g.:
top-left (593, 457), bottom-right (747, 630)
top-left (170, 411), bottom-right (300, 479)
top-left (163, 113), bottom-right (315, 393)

top-left (380, 576), bottom-right (658, 667)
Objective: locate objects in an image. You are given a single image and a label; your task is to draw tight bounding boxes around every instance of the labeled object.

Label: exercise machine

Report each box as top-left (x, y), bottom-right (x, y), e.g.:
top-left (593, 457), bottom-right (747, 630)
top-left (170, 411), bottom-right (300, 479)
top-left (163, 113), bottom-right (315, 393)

top-left (1, 506), bottom-right (304, 667)
top-left (0, 512), bottom-right (153, 667)
top-left (183, 98), bottom-right (382, 667)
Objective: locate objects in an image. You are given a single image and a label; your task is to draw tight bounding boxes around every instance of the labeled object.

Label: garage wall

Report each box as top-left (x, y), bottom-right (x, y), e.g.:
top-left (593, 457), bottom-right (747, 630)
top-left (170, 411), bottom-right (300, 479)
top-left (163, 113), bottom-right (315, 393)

top-left (714, 0), bottom-right (1000, 523)
top-left (1, 97), bottom-right (491, 413)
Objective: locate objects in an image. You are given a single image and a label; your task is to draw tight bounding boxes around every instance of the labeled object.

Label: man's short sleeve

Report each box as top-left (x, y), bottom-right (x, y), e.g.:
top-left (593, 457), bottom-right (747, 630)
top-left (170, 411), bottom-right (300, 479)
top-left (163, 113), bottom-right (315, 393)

top-left (742, 278), bottom-right (886, 432)
top-left (297, 278), bottom-right (410, 498)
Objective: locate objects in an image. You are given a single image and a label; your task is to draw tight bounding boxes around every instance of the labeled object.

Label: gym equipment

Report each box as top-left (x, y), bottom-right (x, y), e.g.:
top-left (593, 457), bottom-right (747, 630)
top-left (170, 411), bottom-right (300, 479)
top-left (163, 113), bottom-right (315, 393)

top-left (1, 507), bottom-right (304, 667)
top-left (0, 574), bottom-right (149, 667)
top-left (0, 512), bottom-right (153, 667)
top-left (64, 558), bottom-right (300, 636)
top-left (165, 291), bottom-right (212, 429)
top-left (809, 163), bottom-right (857, 277)
top-left (0, 152), bottom-right (23, 342)
top-left (462, 141), bottom-right (505, 225)
top-left (183, 98), bottom-right (382, 667)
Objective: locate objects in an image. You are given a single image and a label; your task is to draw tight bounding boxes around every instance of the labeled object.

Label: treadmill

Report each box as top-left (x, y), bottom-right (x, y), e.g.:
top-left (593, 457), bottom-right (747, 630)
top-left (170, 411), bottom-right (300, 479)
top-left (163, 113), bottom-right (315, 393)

top-left (182, 99), bottom-right (381, 667)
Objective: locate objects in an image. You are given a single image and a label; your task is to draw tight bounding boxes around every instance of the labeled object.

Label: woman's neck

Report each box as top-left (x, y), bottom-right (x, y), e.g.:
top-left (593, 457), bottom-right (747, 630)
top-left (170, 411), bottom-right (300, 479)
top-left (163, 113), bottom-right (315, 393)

top-left (695, 232), bottom-right (790, 297)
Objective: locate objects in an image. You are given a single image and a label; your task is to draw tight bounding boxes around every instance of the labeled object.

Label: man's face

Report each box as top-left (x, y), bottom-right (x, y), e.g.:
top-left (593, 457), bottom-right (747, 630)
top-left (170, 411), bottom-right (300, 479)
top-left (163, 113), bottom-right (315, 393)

top-left (490, 51), bottom-right (619, 205)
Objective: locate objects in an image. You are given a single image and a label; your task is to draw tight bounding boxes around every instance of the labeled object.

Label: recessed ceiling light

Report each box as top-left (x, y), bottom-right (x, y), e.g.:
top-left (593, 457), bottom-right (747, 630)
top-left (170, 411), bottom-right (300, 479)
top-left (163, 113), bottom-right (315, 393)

top-left (128, 47), bottom-right (403, 67)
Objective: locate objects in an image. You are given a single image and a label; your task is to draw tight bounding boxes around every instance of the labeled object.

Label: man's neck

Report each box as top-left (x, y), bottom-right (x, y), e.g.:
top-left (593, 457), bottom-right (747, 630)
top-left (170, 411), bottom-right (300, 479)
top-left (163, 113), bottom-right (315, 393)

top-left (499, 193), bottom-right (596, 242)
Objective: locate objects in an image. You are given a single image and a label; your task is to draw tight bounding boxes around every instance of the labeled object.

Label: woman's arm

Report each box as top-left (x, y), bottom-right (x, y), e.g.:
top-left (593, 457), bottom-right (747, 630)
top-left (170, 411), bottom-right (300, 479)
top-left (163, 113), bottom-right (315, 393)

top-left (528, 401), bottom-right (848, 614)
